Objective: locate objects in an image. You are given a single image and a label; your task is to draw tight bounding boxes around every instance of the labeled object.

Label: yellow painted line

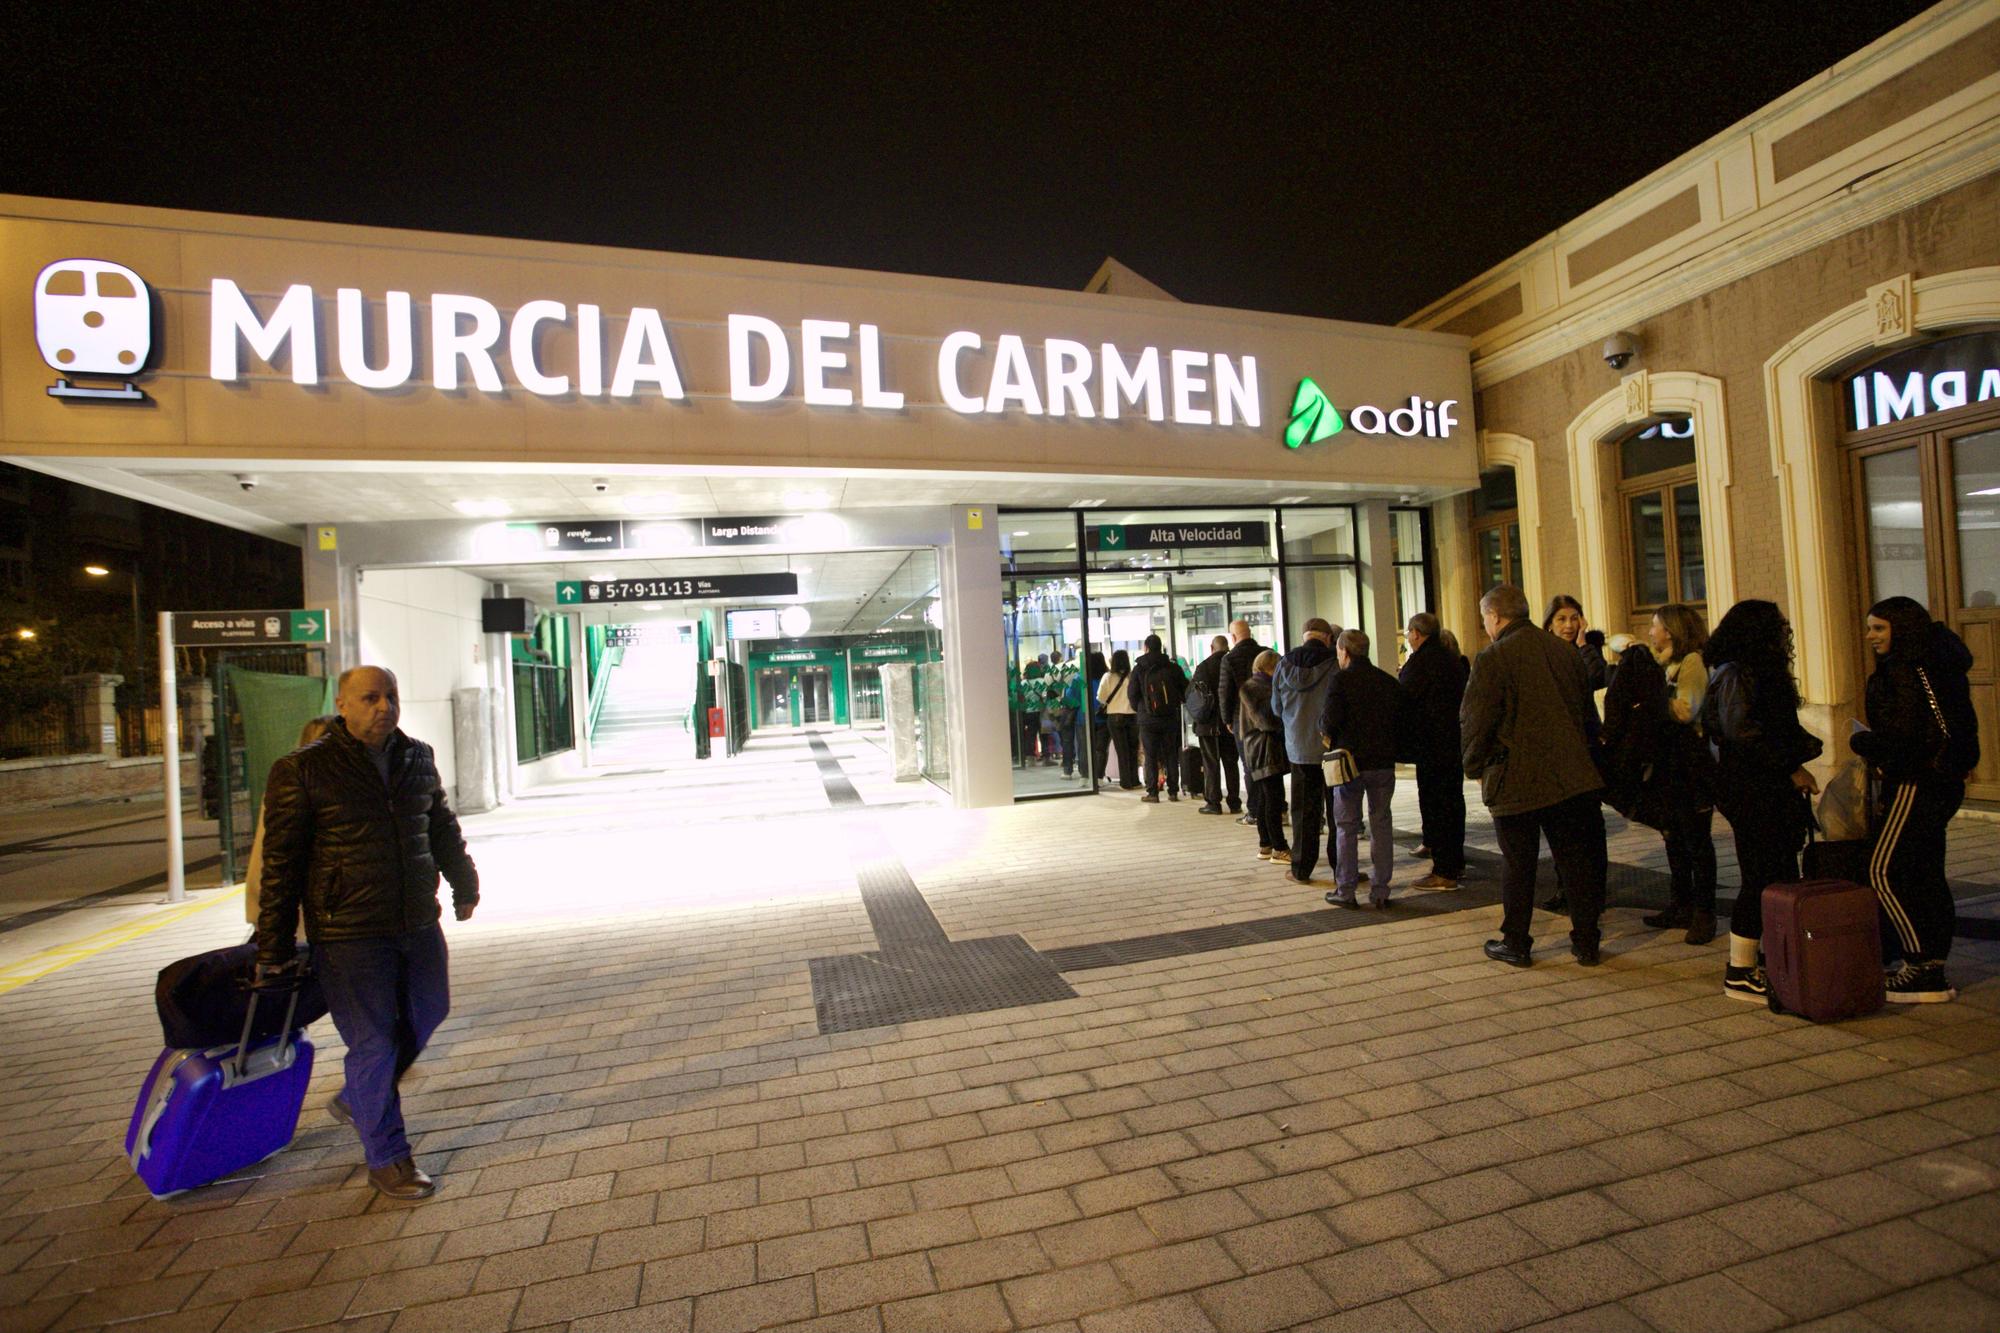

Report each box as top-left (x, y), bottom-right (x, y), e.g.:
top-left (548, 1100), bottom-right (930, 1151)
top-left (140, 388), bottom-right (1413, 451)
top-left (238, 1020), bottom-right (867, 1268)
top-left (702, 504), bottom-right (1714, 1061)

top-left (0, 886), bottom-right (244, 997)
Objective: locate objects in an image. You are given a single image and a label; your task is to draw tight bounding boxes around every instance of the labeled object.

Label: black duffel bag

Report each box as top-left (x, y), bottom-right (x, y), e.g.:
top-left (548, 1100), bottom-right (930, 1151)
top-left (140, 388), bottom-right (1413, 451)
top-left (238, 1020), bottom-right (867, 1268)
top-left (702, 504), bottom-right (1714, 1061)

top-left (154, 942), bottom-right (328, 1050)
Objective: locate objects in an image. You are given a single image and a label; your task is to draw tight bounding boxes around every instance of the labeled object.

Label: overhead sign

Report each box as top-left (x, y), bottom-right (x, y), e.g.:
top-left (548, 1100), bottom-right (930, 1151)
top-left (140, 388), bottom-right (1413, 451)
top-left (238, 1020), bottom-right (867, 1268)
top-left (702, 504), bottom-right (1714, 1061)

top-left (857, 643), bottom-right (920, 660)
top-left (1844, 331), bottom-right (2000, 431)
top-left (562, 573), bottom-right (800, 605)
top-left (537, 521), bottom-right (624, 551)
top-left (36, 259), bottom-right (1279, 431)
top-left (171, 609), bottom-right (328, 646)
top-left (1090, 521), bottom-right (1268, 551)
top-left (509, 517), bottom-right (792, 555)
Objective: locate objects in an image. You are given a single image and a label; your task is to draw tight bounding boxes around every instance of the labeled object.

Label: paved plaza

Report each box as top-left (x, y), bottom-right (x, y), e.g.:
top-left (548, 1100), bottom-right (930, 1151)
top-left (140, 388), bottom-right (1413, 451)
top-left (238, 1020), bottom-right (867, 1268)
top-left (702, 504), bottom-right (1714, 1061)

top-left (3, 739), bottom-right (1999, 1332)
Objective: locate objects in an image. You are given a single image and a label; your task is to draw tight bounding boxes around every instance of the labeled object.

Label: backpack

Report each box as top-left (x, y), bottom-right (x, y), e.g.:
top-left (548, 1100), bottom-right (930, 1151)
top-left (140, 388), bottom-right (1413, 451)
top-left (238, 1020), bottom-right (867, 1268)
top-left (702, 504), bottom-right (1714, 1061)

top-left (1184, 679), bottom-right (1217, 726)
top-left (1143, 665), bottom-right (1183, 717)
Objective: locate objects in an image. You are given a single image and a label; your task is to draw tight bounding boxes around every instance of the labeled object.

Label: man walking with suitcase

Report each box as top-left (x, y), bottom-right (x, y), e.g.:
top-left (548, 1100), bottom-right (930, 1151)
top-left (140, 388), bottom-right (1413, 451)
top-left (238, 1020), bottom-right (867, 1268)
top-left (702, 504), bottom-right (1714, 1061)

top-left (256, 666), bottom-right (479, 1200)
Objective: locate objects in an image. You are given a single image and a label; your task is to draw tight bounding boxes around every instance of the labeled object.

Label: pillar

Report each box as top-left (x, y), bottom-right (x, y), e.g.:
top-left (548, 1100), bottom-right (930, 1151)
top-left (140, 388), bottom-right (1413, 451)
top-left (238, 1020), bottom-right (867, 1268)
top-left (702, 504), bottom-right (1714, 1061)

top-left (66, 672), bottom-right (123, 757)
top-left (941, 504), bottom-right (1012, 808)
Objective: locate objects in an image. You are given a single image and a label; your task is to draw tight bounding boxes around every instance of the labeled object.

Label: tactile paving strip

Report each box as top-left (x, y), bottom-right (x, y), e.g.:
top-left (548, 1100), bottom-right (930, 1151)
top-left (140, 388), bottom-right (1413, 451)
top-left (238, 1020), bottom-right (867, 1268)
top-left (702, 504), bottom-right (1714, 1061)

top-left (806, 734), bottom-right (866, 808)
top-left (810, 935), bottom-right (1079, 1034)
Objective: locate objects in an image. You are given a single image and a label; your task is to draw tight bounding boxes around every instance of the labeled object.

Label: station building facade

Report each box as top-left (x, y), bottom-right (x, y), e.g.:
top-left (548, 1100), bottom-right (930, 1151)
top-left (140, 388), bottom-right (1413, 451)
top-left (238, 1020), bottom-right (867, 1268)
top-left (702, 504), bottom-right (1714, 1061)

top-left (1408, 0), bottom-right (2000, 794)
top-left (0, 192), bottom-right (1475, 812)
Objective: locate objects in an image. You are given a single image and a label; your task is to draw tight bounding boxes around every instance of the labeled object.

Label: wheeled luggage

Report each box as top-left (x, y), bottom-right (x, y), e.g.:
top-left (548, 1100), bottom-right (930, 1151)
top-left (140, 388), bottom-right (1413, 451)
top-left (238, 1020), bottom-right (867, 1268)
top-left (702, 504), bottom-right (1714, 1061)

top-left (1761, 879), bottom-right (1884, 1021)
top-left (1180, 745), bottom-right (1204, 798)
top-left (127, 986), bottom-right (315, 1198)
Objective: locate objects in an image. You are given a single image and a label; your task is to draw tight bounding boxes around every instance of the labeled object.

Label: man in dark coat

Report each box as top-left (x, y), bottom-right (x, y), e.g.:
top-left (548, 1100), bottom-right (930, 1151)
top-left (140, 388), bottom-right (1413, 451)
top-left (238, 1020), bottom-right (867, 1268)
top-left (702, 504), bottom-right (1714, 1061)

top-left (1218, 619), bottom-right (1270, 826)
top-left (1399, 612), bottom-right (1467, 888)
top-left (1190, 634), bottom-right (1241, 815)
top-left (1273, 619), bottom-right (1341, 882)
top-left (1128, 634), bottom-right (1189, 803)
top-left (256, 666), bottom-right (479, 1199)
top-left (1461, 585), bottom-right (1608, 967)
top-left (1319, 630), bottom-right (1404, 908)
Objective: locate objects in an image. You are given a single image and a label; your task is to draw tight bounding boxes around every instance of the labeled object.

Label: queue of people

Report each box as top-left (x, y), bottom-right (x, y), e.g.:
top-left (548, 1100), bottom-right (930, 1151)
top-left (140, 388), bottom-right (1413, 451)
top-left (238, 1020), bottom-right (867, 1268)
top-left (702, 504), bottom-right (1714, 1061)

top-left (1086, 582), bottom-right (1973, 1005)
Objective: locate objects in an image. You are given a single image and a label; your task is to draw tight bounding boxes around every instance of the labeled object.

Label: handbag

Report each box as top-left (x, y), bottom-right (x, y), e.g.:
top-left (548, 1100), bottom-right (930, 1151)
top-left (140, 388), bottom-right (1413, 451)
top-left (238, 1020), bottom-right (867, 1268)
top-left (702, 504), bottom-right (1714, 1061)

top-left (1323, 747), bottom-right (1358, 785)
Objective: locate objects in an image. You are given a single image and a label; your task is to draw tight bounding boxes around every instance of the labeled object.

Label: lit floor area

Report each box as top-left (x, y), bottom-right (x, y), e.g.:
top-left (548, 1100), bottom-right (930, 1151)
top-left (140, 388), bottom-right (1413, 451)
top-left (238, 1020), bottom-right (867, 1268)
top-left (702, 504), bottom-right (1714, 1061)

top-left (3, 784), bottom-right (1998, 1332)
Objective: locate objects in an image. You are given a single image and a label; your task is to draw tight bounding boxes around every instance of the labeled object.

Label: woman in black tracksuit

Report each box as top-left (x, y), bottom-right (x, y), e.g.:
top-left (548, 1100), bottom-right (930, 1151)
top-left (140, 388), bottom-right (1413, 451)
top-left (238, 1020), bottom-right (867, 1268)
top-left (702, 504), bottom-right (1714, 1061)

top-left (1849, 596), bottom-right (1978, 1003)
top-left (1700, 600), bottom-right (1823, 1003)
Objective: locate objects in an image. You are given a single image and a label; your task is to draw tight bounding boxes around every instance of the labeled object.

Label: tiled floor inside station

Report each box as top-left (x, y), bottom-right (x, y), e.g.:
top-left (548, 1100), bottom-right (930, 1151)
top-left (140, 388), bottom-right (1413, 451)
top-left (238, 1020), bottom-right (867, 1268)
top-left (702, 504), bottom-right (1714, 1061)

top-left (3, 740), bottom-right (1998, 1332)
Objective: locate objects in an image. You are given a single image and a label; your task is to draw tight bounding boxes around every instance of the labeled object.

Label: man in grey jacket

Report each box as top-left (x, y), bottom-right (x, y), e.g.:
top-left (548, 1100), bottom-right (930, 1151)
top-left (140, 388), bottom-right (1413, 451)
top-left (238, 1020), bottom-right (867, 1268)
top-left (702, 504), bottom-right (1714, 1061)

top-left (1272, 618), bottom-right (1341, 884)
top-left (1461, 585), bottom-right (1608, 967)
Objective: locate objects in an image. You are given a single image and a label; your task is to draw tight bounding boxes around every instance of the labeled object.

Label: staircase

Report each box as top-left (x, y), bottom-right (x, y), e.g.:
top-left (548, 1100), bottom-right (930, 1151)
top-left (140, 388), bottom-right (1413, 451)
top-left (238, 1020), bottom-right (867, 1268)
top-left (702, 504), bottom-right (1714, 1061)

top-left (589, 642), bottom-right (693, 766)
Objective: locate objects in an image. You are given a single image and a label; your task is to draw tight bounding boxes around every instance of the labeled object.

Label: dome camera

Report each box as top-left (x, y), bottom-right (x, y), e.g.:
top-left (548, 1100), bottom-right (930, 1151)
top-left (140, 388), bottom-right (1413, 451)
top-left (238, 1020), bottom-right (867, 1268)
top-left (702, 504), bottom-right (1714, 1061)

top-left (1602, 332), bottom-right (1639, 371)
top-left (235, 473), bottom-right (259, 492)
top-left (591, 478), bottom-right (611, 493)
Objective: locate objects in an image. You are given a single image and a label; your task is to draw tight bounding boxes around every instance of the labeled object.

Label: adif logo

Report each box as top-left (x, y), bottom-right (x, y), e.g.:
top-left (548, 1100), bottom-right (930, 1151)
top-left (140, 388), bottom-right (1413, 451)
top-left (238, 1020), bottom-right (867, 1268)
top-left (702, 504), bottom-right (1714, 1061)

top-left (35, 260), bottom-right (152, 401)
top-left (1284, 377), bottom-right (1457, 448)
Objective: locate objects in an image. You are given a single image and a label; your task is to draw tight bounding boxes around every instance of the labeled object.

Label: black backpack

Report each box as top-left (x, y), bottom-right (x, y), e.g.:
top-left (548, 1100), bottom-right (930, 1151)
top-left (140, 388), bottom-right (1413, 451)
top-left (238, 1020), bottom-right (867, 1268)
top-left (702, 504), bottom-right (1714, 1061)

top-left (1142, 665), bottom-right (1184, 717)
top-left (1184, 679), bottom-right (1218, 726)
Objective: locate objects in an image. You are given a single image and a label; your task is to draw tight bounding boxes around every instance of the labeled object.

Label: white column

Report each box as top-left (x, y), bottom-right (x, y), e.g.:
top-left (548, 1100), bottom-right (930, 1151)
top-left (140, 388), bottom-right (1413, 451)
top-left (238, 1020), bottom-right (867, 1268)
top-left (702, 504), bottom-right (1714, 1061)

top-left (301, 529), bottom-right (360, 676)
top-left (158, 615), bottom-right (185, 903)
top-left (941, 505), bottom-right (1012, 808)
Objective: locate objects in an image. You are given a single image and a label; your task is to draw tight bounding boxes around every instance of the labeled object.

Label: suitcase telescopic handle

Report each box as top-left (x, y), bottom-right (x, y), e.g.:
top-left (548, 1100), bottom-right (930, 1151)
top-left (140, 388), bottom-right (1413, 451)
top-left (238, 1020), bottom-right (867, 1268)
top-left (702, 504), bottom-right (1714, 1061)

top-left (234, 986), bottom-right (303, 1079)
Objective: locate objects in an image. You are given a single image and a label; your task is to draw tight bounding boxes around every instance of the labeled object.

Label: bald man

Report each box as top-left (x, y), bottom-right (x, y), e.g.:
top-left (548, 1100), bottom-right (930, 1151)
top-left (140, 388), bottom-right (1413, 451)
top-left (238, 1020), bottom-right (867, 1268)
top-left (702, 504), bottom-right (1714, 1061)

top-left (256, 665), bottom-right (478, 1199)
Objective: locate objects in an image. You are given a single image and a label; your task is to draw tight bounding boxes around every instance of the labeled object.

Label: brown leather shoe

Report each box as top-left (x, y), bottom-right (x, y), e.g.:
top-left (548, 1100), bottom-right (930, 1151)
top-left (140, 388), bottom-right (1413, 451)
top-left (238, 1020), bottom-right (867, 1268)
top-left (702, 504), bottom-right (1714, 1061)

top-left (367, 1157), bottom-right (436, 1200)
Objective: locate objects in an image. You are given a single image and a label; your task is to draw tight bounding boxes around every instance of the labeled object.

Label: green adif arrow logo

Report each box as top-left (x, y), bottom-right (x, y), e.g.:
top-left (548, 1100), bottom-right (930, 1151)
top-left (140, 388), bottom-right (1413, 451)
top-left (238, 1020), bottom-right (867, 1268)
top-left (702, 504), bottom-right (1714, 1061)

top-left (556, 581), bottom-right (582, 604)
top-left (1285, 378), bottom-right (1344, 449)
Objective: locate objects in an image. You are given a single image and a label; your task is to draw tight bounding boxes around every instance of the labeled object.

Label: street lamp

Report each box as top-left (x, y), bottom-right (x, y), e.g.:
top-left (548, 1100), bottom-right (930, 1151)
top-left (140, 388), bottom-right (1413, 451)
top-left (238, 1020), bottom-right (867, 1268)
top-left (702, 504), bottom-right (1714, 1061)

top-left (84, 562), bottom-right (145, 681)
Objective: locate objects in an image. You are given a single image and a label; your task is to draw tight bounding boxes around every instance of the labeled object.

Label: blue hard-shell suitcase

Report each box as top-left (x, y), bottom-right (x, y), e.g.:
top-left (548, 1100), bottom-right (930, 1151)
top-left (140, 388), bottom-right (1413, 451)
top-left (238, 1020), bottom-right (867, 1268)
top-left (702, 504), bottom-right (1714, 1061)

top-left (125, 988), bottom-right (314, 1198)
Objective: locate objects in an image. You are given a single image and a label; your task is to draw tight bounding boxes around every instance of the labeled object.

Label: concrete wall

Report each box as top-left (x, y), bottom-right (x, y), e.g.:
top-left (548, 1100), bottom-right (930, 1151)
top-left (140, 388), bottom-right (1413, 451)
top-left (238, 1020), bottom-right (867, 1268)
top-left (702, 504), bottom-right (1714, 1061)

top-left (0, 753), bottom-right (198, 809)
top-left (356, 567), bottom-right (490, 798)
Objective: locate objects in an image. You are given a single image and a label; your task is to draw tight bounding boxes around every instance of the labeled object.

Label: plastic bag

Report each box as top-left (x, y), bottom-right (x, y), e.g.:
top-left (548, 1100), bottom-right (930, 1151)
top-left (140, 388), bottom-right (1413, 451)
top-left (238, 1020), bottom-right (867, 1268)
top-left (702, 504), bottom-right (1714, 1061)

top-left (1817, 757), bottom-right (1871, 843)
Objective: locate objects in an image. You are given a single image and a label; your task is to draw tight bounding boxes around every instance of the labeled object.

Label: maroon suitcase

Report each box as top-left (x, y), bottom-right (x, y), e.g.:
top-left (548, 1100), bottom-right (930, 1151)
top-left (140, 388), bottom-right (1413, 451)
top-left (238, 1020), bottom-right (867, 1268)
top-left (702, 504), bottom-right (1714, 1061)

top-left (1761, 879), bottom-right (1884, 1021)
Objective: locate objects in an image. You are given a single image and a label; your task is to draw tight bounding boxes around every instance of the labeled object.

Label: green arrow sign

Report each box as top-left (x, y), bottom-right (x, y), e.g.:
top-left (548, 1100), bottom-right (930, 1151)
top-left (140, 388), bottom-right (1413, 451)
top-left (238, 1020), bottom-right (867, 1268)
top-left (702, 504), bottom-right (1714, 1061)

top-left (556, 581), bottom-right (582, 605)
top-left (287, 610), bottom-right (328, 643)
top-left (1098, 525), bottom-right (1126, 551)
top-left (1285, 377), bottom-right (1344, 449)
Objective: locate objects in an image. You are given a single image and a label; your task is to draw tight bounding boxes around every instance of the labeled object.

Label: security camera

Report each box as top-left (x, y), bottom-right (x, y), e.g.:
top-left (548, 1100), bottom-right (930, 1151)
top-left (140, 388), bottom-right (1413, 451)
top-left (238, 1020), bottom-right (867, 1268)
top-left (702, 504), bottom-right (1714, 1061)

top-left (235, 474), bottom-right (259, 492)
top-left (1602, 332), bottom-right (1638, 371)
top-left (591, 478), bottom-right (611, 494)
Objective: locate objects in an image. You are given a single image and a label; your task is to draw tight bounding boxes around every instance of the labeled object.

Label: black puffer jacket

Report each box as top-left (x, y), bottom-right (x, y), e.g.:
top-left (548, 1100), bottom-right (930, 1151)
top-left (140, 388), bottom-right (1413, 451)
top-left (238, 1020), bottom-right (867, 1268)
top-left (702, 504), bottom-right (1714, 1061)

top-left (1852, 616), bottom-right (1980, 783)
top-left (1236, 672), bottom-right (1290, 782)
top-left (1218, 636), bottom-right (1263, 733)
top-left (256, 720), bottom-right (478, 964)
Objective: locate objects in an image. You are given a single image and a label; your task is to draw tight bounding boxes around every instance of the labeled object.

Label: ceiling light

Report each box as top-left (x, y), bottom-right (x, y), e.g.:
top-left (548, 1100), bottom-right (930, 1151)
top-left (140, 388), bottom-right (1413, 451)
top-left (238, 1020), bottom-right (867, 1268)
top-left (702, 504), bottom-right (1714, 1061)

top-left (779, 606), bottom-right (812, 636)
top-left (15, 628), bottom-right (35, 640)
top-left (453, 499), bottom-right (512, 517)
top-left (84, 564), bottom-right (111, 577)
top-left (1968, 487), bottom-right (2000, 498)
top-left (1011, 530), bottom-right (1031, 537)
top-left (1068, 499), bottom-right (1106, 508)
top-left (1273, 495), bottom-right (1308, 505)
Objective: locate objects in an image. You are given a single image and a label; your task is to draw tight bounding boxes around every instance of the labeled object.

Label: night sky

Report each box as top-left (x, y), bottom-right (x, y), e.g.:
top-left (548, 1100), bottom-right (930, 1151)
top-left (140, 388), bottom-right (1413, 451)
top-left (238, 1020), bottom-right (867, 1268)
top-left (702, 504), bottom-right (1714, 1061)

top-left (1, 2), bottom-right (1935, 325)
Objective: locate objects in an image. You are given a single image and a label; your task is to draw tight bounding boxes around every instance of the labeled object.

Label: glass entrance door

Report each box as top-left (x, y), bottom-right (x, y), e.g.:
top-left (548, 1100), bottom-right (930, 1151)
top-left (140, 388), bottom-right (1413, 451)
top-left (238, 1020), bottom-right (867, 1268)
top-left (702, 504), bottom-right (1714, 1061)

top-left (1004, 575), bottom-right (1093, 798)
top-left (756, 668), bottom-right (793, 729)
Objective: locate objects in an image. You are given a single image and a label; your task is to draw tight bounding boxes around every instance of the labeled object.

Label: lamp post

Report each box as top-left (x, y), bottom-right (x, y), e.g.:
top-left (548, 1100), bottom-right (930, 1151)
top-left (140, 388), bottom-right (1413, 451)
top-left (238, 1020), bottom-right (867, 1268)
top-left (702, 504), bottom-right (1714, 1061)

top-left (84, 563), bottom-right (145, 682)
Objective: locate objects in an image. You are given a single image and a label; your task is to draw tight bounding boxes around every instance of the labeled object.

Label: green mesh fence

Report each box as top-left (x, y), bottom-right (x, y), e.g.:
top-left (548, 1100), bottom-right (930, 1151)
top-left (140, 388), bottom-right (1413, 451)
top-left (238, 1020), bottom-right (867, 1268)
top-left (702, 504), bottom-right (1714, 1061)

top-left (227, 665), bottom-right (333, 826)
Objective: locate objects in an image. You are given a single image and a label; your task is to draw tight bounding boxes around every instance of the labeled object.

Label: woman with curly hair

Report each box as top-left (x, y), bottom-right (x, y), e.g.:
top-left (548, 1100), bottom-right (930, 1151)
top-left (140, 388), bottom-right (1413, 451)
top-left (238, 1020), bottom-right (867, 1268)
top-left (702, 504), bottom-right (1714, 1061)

top-left (1699, 600), bottom-right (1823, 1000)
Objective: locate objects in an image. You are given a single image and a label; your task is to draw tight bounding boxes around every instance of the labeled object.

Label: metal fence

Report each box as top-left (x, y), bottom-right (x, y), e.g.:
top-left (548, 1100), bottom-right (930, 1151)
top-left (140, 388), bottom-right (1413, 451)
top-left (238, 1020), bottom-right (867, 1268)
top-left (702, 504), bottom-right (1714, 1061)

top-left (0, 684), bottom-right (86, 760)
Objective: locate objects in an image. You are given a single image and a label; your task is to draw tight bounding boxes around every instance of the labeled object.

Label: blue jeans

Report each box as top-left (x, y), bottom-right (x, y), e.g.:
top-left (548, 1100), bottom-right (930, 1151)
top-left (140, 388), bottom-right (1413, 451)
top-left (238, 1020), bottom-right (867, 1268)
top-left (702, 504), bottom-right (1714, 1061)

top-left (1333, 768), bottom-right (1396, 897)
top-left (317, 923), bottom-right (450, 1169)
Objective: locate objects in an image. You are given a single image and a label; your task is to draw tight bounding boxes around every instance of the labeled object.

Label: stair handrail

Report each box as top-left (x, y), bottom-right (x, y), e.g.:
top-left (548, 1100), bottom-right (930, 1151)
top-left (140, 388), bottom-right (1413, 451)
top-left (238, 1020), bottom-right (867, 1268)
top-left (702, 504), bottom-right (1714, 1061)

top-left (586, 644), bottom-right (625, 741)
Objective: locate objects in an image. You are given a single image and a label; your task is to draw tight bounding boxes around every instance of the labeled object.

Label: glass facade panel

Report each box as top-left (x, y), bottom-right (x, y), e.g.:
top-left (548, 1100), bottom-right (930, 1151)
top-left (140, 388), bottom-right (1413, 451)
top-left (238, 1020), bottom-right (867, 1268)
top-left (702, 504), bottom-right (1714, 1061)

top-left (1281, 508), bottom-right (1356, 563)
top-left (1282, 565), bottom-right (1362, 643)
top-left (1478, 528), bottom-right (1505, 592)
top-left (1953, 428), bottom-right (2000, 608)
top-left (1863, 447), bottom-right (1929, 606)
top-left (1628, 492), bottom-right (1670, 606)
top-left (1001, 512), bottom-right (1082, 574)
top-left (1505, 522), bottom-right (1522, 585)
top-left (1673, 484), bottom-right (1706, 604)
top-left (1004, 574), bottom-right (1093, 798)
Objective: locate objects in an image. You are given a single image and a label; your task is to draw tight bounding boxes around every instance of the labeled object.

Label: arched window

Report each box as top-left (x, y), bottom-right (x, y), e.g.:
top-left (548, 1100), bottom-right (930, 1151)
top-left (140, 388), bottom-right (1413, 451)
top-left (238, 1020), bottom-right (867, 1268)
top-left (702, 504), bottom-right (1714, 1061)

top-left (1612, 414), bottom-right (1703, 618)
top-left (1469, 467), bottom-right (1521, 593)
